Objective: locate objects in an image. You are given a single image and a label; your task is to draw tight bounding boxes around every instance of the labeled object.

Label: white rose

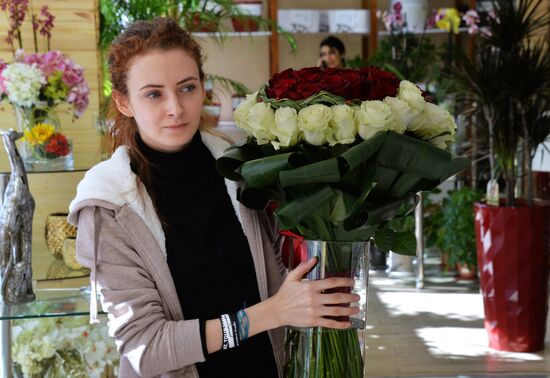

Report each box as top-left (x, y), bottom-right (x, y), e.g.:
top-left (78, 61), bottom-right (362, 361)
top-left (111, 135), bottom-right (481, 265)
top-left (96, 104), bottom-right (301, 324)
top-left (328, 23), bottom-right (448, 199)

top-left (328, 104), bottom-right (357, 146)
top-left (298, 104), bottom-right (332, 146)
top-left (272, 107), bottom-right (299, 149)
top-left (397, 80), bottom-right (426, 115)
top-left (384, 96), bottom-right (414, 134)
top-left (232, 91), bottom-right (258, 134)
top-left (246, 102), bottom-right (277, 144)
top-left (355, 100), bottom-right (394, 140)
top-left (409, 102), bottom-right (457, 149)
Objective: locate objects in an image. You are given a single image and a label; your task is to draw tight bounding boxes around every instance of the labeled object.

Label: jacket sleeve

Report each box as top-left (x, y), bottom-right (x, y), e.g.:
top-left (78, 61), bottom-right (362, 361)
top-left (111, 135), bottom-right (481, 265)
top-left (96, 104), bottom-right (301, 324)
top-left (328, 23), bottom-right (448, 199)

top-left (75, 206), bottom-right (205, 377)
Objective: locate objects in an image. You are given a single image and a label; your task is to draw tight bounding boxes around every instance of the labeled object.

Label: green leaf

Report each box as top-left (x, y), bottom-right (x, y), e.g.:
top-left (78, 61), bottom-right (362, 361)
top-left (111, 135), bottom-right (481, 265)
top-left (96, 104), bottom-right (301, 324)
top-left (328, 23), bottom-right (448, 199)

top-left (376, 131), bottom-right (454, 181)
top-left (330, 190), bottom-right (357, 223)
top-left (389, 173), bottom-right (422, 198)
top-left (216, 144), bottom-right (262, 181)
top-left (392, 231), bottom-right (417, 256)
top-left (239, 152), bottom-right (306, 188)
top-left (365, 194), bottom-right (418, 227)
top-left (276, 186), bottom-right (336, 229)
top-left (373, 228), bottom-right (395, 253)
top-left (373, 228), bottom-right (416, 256)
top-left (444, 157), bottom-right (470, 179)
top-left (279, 158), bottom-right (344, 187)
top-left (373, 166), bottom-right (400, 193)
top-left (334, 224), bottom-right (377, 242)
top-left (339, 132), bottom-right (386, 173)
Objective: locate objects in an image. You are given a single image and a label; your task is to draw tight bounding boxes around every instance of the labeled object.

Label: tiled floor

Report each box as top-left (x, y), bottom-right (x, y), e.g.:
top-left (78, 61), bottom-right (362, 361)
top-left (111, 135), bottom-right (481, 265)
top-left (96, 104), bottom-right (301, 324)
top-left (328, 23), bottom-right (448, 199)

top-left (364, 267), bottom-right (550, 378)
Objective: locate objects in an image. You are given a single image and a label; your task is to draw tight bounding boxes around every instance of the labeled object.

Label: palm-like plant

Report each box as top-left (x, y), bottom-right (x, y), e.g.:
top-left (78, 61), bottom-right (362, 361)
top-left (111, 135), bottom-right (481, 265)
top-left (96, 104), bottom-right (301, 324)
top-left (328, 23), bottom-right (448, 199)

top-left (451, 0), bottom-right (550, 205)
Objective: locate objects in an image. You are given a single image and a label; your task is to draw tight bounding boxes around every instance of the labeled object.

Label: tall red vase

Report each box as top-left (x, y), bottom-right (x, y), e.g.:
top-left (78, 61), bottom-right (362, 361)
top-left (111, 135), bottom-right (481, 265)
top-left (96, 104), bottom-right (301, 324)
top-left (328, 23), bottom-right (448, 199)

top-left (474, 202), bottom-right (550, 352)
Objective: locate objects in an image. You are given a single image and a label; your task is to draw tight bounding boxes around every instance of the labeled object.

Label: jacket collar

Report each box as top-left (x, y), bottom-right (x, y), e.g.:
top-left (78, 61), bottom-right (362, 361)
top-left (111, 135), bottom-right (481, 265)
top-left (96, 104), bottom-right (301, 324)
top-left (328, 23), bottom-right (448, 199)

top-left (68, 130), bottom-right (239, 259)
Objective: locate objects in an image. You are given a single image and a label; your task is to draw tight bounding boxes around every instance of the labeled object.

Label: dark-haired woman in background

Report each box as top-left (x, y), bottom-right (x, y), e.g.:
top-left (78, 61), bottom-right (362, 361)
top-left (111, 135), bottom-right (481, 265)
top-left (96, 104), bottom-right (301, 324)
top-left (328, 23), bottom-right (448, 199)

top-left (318, 36), bottom-right (346, 69)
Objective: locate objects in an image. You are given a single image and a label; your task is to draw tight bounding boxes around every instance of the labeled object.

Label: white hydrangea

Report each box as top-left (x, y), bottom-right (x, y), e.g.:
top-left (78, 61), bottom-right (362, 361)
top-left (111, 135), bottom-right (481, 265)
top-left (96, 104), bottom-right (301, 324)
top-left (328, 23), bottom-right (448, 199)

top-left (2, 62), bottom-right (46, 107)
top-left (12, 316), bottom-right (119, 377)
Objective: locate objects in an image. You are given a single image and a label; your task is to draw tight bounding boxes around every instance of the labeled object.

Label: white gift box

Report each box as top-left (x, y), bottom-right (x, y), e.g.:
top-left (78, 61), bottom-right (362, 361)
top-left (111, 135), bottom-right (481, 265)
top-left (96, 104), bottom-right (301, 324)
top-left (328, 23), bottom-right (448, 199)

top-left (236, 3), bottom-right (262, 16)
top-left (277, 9), bottom-right (320, 33)
top-left (327, 9), bottom-right (370, 34)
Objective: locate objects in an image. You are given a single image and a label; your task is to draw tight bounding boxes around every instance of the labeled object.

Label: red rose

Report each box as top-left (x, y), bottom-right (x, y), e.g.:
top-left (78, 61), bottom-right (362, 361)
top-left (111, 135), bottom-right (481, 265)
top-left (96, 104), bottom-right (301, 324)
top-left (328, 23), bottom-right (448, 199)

top-left (295, 67), bottom-right (324, 83)
top-left (44, 133), bottom-right (70, 157)
top-left (342, 69), bottom-right (362, 100)
top-left (320, 69), bottom-right (350, 98)
top-left (359, 66), bottom-right (400, 100)
top-left (296, 82), bottom-right (323, 99)
top-left (266, 79), bottom-right (295, 99)
top-left (266, 68), bottom-right (297, 99)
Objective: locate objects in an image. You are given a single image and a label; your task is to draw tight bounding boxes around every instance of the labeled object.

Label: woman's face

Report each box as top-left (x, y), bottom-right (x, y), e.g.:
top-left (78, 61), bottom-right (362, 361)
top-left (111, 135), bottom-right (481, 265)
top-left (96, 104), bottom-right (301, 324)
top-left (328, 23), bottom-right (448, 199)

top-left (113, 48), bottom-right (205, 152)
top-left (320, 46), bottom-right (344, 69)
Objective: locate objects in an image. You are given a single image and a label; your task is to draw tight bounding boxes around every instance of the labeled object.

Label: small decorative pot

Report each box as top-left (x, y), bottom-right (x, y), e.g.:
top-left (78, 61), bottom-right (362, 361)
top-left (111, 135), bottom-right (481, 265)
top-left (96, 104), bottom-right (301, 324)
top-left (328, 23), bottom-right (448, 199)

top-left (63, 237), bottom-right (82, 270)
top-left (45, 213), bottom-right (77, 258)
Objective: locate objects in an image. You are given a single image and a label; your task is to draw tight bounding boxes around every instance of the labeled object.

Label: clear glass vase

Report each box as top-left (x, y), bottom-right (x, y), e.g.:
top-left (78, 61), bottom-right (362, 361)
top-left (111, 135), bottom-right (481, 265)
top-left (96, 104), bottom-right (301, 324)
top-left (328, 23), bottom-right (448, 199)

top-left (284, 237), bottom-right (370, 378)
top-left (14, 104), bottom-right (74, 171)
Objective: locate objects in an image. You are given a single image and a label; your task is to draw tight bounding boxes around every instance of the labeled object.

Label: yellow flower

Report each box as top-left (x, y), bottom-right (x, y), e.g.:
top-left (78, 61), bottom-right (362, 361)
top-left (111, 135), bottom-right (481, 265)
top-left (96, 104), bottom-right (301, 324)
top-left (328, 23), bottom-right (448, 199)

top-left (436, 8), bottom-right (461, 34)
top-left (23, 123), bottom-right (55, 146)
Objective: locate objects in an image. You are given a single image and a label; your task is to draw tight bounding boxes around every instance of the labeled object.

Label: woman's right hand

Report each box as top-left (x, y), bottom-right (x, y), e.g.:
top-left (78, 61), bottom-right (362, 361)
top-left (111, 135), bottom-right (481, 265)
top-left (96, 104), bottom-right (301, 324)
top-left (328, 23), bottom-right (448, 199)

top-left (268, 257), bottom-right (360, 329)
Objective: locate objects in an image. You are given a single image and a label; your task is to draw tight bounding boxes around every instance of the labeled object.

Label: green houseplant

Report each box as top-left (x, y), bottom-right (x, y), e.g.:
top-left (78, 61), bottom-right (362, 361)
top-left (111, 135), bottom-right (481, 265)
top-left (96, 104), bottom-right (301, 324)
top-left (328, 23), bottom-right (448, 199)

top-left (451, 0), bottom-right (550, 352)
top-left (436, 186), bottom-right (482, 276)
top-left (98, 0), bottom-right (296, 97)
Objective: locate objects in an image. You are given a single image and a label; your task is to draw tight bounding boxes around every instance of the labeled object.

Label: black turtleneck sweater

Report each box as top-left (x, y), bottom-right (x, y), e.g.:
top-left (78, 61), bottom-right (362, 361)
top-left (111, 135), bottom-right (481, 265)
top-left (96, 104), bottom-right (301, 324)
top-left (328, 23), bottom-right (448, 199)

top-left (135, 133), bottom-right (277, 378)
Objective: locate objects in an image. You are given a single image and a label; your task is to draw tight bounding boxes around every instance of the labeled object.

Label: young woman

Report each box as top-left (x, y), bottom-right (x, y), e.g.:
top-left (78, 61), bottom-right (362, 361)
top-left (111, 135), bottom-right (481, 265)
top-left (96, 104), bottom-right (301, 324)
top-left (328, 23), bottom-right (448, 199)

top-left (318, 36), bottom-right (346, 69)
top-left (68, 17), bottom-right (360, 378)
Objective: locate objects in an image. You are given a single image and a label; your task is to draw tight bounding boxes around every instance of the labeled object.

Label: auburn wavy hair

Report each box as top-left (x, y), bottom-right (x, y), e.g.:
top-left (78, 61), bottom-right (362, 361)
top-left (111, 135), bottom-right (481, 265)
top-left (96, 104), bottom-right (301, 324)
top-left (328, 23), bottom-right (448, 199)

top-left (107, 17), bottom-right (225, 224)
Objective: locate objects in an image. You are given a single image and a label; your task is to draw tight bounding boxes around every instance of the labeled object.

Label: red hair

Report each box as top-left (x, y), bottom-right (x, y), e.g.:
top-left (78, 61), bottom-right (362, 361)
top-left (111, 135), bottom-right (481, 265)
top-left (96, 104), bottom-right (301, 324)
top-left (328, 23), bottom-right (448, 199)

top-left (107, 17), bottom-right (224, 225)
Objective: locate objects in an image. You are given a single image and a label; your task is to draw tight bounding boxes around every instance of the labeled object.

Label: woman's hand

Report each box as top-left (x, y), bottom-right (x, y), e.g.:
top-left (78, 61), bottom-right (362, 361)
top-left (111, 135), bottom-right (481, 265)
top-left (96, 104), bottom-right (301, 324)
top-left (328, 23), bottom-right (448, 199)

top-left (268, 257), bottom-right (360, 329)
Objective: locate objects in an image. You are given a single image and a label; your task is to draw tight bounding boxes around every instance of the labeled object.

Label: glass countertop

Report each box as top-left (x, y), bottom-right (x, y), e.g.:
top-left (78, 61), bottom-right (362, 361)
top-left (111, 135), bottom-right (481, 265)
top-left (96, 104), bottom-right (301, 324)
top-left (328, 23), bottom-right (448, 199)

top-left (0, 286), bottom-right (100, 320)
top-left (0, 164), bottom-right (90, 174)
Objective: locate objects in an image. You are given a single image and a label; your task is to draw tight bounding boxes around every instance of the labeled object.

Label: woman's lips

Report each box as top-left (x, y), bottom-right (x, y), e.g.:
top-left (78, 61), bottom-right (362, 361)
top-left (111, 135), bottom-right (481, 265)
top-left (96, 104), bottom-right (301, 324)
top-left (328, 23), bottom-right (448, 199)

top-left (164, 123), bottom-right (188, 130)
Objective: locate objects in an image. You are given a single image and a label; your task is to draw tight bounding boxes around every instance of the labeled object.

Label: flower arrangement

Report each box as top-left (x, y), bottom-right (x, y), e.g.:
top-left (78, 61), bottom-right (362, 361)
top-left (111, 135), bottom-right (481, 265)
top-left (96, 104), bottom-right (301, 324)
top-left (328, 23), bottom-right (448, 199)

top-left (218, 66), bottom-right (468, 377)
top-left (0, 50), bottom-right (90, 118)
top-left (0, 1), bottom-right (89, 169)
top-left (23, 122), bottom-right (71, 158)
top-left (235, 67), bottom-right (455, 150)
top-left (12, 316), bottom-right (119, 378)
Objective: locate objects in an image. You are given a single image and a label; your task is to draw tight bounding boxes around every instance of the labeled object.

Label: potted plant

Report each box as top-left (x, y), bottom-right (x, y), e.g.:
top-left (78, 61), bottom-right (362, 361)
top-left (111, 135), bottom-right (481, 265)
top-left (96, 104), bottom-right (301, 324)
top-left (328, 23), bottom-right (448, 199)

top-left (435, 187), bottom-right (482, 279)
top-left (452, 0), bottom-right (550, 352)
top-left (368, 2), bottom-right (437, 83)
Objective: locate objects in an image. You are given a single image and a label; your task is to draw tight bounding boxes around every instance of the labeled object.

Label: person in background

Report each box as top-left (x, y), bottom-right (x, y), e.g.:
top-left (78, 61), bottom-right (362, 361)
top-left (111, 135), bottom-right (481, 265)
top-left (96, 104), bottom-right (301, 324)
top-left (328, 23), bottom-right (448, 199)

top-left (318, 36), bottom-right (346, 69)
top-left (68, 17), bottom-right (360, 378)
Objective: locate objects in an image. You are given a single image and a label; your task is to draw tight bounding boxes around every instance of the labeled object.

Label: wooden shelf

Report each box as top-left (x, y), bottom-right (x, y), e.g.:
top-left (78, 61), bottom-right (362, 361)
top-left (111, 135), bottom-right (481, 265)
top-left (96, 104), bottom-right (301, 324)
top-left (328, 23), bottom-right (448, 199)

top-left (379, 27), bottom-right (473, 37)
top-left (192, 31), bottom-right (272, 38)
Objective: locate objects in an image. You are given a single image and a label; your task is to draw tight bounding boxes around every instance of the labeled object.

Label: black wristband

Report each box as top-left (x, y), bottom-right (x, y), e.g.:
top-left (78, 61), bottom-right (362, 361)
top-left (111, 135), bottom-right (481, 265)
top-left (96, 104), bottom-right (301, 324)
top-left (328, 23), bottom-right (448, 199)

top-left (198, 318), bottom-right (208, 358)
top-left (220, 313), bottom-right (240, 350)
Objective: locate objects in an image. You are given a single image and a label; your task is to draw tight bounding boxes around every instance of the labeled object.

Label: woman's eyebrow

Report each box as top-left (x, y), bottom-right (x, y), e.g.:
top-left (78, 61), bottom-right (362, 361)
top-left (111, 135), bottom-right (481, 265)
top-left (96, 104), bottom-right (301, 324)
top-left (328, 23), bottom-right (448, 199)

top-left (139, 76), bottom-right (199, 91)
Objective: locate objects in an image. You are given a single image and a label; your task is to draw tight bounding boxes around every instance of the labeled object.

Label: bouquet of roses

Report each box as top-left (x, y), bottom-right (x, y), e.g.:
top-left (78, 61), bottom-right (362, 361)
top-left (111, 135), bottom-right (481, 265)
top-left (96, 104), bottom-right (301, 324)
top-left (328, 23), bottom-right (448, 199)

top-left (216, 66), bottom-right (468, 377)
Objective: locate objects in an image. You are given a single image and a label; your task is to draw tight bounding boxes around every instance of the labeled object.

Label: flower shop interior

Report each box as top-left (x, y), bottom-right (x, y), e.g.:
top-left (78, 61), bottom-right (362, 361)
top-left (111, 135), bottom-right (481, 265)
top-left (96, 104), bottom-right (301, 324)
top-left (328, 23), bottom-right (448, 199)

top-left (1, 0), bottom-right (550, 377)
